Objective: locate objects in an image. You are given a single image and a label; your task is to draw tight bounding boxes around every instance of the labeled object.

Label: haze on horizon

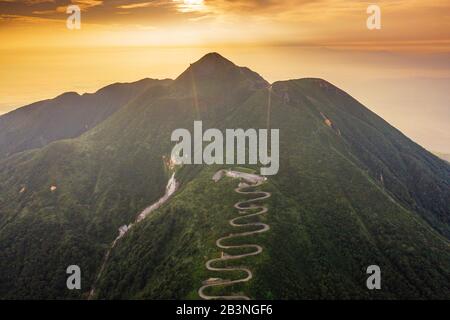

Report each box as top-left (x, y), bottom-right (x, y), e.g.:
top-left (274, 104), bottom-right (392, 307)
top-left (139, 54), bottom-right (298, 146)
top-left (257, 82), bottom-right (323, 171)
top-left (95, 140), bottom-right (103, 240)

top-left (0, 0), bottom-right (449, 153)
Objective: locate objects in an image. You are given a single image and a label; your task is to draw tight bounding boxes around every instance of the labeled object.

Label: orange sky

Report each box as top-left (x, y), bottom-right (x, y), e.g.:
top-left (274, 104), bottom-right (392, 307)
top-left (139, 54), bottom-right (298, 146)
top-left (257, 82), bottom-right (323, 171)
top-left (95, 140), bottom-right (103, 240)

top-left (1, 0), bottom-right (450, 49)
top-left (0, 0), bottom-right (449, 153)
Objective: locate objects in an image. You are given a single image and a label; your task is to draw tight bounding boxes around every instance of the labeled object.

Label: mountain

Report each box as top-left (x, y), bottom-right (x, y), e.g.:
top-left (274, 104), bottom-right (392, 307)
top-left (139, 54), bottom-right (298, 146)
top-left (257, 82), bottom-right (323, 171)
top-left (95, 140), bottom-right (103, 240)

top-left (434, 152), bottom-right (450, 163)
top-left (0, 53), bottom-right (449, 299)
top-left (0, 78), bottom-right (170, 159)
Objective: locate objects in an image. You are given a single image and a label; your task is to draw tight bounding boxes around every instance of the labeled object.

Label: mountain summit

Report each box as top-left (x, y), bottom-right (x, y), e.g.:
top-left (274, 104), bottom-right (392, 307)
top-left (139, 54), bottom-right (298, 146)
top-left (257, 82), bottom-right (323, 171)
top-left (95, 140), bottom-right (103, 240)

top-left (175, 52), bottom-right (269, 89)
top-left (172, 52), bottom-right (270, 121)
top-left (189, 52), bottom-right (236, 69)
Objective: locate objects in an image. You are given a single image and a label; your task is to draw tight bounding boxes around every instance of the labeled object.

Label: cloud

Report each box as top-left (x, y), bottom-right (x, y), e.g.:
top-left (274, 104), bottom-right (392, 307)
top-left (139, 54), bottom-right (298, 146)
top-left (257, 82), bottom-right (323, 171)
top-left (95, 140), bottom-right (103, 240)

top-left (0, 13), bottom-right (59, 23)
top-left (0, 0), bottom-right (449, 51)
top-left (73, 0), bottom-right (103, 9)
top-left (117, 2), bottom-right (156, 9)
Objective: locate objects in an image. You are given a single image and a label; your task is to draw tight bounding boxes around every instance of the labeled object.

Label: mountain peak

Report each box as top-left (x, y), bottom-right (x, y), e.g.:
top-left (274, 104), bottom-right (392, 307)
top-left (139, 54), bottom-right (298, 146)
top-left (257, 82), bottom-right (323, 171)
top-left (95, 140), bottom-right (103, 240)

top-left (56, 91), bottom-right (80, 99)
top-left (175, 52), bottom-right (268, 89)
top-left (196, 52), bottom-right (235, 66)
top-left (176, 52), bottom-right (237, 80)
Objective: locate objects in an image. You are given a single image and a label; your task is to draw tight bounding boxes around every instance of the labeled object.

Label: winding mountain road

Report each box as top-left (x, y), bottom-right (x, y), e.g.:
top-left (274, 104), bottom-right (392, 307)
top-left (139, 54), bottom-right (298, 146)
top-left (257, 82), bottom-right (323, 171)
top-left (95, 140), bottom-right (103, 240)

top-left (198, 173), bottom-right (271, 300)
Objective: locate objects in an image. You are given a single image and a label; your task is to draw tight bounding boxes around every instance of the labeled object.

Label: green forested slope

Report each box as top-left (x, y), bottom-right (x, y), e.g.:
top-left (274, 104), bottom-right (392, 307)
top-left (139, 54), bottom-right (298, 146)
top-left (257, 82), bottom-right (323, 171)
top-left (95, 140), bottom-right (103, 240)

top-left (94, 74), bottom-right (450, 299)
top-left (0, 53), bottom-right (266, 299)
top-left (0, 53), bottom-right (449, 299)
top-left (95, 161), bottom-right (450, 299)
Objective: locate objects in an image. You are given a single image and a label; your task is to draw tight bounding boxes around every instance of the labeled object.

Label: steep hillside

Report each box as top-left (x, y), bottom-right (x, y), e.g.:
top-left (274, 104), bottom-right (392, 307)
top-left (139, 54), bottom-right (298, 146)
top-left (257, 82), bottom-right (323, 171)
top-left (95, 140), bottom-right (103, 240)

top-left (270, 79), bottom-right (450, 238)
top-left (96, 163), bottom-right (450, 299)
top-left (94, 74), bottom-right (450, 300)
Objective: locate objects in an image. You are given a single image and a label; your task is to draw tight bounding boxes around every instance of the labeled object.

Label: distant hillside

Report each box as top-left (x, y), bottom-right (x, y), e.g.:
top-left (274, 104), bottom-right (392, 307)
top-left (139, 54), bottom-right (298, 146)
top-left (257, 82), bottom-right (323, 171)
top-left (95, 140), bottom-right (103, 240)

top-left (0, 78), bottom-right (171, 159)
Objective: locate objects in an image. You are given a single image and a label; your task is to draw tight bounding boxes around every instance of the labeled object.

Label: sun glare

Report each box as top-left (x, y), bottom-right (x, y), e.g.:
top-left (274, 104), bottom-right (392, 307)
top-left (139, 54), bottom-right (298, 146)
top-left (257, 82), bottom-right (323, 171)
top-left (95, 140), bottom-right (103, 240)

top-left (175, 0), bottom-right (205, 13)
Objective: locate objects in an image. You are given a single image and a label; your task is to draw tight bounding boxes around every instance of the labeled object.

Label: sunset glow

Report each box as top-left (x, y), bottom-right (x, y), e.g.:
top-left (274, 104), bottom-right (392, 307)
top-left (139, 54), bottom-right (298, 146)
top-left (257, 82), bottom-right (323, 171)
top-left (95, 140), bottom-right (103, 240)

top-left (175, 0), bottom-right (205, 13)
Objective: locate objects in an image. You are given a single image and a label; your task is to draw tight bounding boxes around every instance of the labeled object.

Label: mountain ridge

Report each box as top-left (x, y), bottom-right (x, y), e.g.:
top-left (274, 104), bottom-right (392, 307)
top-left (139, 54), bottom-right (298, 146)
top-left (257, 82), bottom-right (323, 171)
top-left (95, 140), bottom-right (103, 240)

top-left (0, 78), bottom-right (172, 159)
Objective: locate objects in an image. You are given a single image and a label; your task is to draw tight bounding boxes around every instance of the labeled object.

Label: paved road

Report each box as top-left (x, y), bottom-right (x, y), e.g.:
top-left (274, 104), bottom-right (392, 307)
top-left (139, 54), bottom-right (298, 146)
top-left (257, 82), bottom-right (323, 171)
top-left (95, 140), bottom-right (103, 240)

top-left (198, 177), bottom-right (271, 300)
